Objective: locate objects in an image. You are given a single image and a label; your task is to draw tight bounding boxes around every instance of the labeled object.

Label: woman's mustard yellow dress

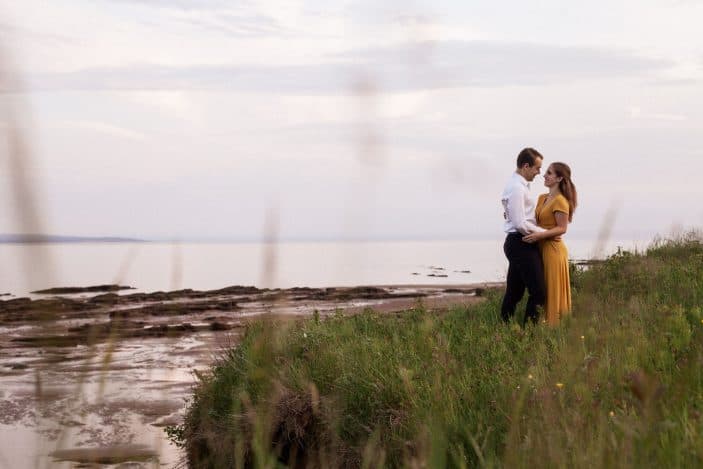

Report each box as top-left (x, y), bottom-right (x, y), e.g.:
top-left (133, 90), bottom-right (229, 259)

top-left (535, 193), bottom-right (571, 325)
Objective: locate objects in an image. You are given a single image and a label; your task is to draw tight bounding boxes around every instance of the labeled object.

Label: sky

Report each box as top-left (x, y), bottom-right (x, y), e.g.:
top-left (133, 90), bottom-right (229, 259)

top-left (1, 0), bottom-right (702, 241)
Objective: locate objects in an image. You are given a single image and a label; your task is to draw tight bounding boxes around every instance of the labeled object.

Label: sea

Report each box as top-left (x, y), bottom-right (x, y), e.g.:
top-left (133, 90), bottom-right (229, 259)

top-left (0, 238), bottom-right (650, 297)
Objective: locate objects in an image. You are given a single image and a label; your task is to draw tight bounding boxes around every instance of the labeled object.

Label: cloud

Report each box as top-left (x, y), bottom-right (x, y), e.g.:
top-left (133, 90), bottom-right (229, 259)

top-left (107, 0), bottom-right (239, 11)
top-left (175, 11), bottom-right (289, 38)
top-left (0, 20), bottom-right (77, 45)
top-left (8, 40), bottom-right (674, 94)
top-left (628, 106), bottom-right (686, 121)
top-left (335, 40), bottom-right (673, 82)
top-left (651, 77), bottom-right (703, 86)
top-left (106, 0), bottom-right (290, 37)
top-left (58, 120), bottom-right (147, 141)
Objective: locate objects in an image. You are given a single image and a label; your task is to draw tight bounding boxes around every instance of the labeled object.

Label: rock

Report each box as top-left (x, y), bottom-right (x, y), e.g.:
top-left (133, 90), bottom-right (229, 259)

top-left (89, 293), bottom-right (120, 304)
top-left (49, 445), bottom-right (157, 465)
top-left (32, 285), bottom-right (134, 294)
top-left (213, 285), bottom-right (262, 295)
top-left (210, 321), bottom-right (232, 331)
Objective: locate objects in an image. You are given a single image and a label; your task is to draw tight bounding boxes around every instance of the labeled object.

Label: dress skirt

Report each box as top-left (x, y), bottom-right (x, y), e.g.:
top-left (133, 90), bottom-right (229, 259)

top-left (539, 239), bottom-right (571, 325)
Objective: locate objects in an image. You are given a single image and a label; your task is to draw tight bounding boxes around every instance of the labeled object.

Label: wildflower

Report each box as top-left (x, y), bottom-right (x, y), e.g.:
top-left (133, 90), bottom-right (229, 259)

top-left (528, 374), bottom-right (533, 380)
top-left (609, 411), bottom-right (615, 417)
top-left (303, 332), bottom-right (308, 338)
top-left (580, 335), bottom-right (585, 340)
top-left (556, 382), bottom-right (564, 389)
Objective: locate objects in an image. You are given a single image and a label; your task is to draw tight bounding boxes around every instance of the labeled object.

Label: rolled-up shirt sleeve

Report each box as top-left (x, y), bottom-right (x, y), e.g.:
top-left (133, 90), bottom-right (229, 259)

top-left (505, 185), bottom-right (545, 235)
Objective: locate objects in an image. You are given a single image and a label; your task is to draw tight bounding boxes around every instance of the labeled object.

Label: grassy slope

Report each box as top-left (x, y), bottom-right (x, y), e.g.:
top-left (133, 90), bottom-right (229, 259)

top-left (173, 236), bottom-right (703, 468)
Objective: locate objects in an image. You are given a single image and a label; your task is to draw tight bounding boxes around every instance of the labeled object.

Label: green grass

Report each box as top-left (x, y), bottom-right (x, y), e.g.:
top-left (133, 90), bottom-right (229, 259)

top-left (171, 234), bottom-right (703, 468)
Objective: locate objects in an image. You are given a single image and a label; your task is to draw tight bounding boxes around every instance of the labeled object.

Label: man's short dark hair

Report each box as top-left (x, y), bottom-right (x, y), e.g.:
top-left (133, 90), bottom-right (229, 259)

top-left (516, 148), bottom-right (543, 168)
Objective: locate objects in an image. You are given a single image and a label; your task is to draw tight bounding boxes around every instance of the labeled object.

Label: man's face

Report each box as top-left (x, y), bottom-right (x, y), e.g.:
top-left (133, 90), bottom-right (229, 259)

top-left (524, 158), bottom-right (543, 181)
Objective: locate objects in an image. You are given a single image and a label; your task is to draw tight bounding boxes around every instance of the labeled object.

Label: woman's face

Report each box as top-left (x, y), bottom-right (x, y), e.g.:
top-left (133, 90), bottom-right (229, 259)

top-left (543, 165), bottom-right (562, 188)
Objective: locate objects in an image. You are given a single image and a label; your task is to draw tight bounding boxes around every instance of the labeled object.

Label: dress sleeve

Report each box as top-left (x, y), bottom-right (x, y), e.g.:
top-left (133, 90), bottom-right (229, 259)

top-left (553, 195), bottom-right (569, 215)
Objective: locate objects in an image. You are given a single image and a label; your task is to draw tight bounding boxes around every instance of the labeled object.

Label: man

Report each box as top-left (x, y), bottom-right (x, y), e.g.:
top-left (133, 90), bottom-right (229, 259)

top-left (500, 147), bottom-right (546, 325)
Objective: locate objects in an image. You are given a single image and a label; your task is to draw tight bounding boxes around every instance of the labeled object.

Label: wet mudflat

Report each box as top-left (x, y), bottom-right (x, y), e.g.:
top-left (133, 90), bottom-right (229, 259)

top-left (0, 283), bottom-right (494, 467)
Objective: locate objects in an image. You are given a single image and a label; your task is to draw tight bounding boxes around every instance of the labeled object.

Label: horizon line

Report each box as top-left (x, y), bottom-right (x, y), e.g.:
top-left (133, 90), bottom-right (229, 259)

top-left (0, 232), bottom-right (662, 244)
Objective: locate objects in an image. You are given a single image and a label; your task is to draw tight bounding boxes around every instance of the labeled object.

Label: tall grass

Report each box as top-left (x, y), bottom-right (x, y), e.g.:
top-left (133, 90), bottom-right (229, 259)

top-left (172, 234), bottom-right (703, 468)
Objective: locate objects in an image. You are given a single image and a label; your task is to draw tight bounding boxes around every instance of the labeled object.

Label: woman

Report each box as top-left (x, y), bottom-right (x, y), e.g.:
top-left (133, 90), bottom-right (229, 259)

top-left (523, 162), bottom-right (577, 325)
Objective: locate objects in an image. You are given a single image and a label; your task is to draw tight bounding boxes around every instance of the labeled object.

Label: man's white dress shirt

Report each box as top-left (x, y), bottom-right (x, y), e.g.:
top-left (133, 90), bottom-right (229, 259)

top-left (501, 172), bottom-right (545, 235)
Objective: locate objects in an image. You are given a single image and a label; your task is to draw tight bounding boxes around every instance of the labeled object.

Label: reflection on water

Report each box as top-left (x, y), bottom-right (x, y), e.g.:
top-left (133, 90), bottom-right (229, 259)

top-left (0, 331), bottom-right (237, 468)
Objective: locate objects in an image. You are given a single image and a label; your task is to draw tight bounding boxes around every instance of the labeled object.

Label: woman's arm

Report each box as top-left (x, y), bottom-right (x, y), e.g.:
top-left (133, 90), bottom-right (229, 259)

top-left (522, 211), bottom-right (568, 243)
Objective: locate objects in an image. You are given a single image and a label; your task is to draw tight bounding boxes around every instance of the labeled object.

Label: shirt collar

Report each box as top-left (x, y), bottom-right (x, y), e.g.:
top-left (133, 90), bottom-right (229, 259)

top-left (514, 171), bottom-right (530, 188)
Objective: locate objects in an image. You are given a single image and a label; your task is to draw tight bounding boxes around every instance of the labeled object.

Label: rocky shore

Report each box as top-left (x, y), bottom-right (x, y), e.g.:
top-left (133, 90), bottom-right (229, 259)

top-left (1, 283), bottom-right (500, 348)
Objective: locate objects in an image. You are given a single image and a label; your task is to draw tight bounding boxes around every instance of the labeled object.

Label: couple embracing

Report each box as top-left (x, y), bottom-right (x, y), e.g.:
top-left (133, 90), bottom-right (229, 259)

top-left (500, 148), bottom-right (578, 326)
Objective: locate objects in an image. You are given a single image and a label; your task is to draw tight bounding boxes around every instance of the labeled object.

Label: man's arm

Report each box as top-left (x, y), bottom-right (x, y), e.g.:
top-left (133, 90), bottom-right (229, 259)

top-left (504, 185), bottom-right (545, 235)
top-left (523, 211), bottom-right (568, 243)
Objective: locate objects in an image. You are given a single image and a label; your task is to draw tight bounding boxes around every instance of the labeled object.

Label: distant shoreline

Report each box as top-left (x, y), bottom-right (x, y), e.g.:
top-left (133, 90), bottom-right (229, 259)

top-left (0, 234), bottom-right (145, 244)
top-left (0, 233), bottom-right (658, 245)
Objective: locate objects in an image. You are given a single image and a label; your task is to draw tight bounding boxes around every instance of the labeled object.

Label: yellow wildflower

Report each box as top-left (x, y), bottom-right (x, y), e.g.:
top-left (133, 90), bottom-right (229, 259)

top-left (609, 411), bottom-right (615, 417)
top-left (556, 382), bottom-right (564, 389)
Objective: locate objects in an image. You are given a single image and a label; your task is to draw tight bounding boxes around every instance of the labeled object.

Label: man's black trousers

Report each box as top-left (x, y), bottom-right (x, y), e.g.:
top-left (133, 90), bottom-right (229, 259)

top-left (501, 232), bottom-right (545, 325)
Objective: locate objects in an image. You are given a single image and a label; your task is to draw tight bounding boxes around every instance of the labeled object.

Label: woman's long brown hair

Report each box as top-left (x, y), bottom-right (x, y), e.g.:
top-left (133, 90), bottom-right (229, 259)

top-left (551, 162), bottom-right (577, 222)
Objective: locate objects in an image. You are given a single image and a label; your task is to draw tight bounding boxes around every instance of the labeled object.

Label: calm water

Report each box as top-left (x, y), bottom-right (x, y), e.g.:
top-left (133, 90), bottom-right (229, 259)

top-left (0, 238), bottom-right (649, 297)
